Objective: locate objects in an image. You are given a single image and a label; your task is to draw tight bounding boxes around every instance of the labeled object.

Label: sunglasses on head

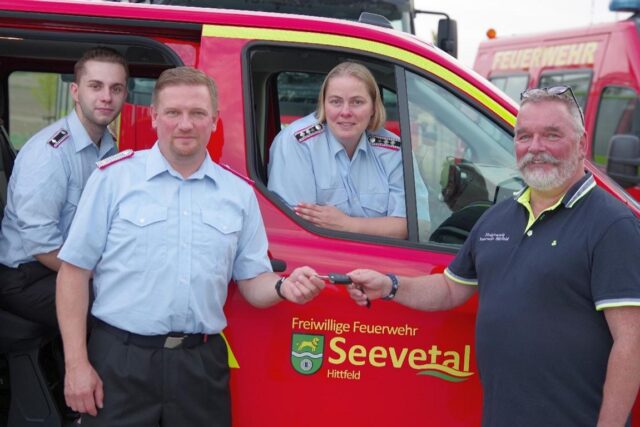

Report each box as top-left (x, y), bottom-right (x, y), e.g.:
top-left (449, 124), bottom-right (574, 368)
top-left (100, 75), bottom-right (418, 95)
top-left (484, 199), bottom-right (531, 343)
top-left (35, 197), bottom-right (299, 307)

top-left (520, 85), bottom-right (585, 125)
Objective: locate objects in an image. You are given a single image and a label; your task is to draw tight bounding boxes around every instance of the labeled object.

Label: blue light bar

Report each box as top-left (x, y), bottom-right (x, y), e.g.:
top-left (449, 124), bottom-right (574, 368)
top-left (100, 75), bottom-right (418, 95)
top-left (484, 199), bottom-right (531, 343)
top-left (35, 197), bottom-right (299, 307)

top-left (610, 0), bottom-right (640, 12)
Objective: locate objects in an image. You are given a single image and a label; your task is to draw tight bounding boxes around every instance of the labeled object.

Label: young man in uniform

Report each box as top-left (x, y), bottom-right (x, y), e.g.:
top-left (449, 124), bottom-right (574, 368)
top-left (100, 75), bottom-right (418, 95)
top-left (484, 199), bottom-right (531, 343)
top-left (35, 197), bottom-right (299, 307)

top-left (0, 47), bottom-right (128, 328)
top-left (56, 66), bottom-right (325, 426)
top-left (348, 86), bottom-right (640, 426)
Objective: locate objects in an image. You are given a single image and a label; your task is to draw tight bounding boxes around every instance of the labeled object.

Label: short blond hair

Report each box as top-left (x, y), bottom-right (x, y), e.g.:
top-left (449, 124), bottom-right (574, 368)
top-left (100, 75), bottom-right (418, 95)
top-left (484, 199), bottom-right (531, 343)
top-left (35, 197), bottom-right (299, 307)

top-left (315, 62), bottom-right (386, 131)
top-left (152, 66), bottom-right (218, 111)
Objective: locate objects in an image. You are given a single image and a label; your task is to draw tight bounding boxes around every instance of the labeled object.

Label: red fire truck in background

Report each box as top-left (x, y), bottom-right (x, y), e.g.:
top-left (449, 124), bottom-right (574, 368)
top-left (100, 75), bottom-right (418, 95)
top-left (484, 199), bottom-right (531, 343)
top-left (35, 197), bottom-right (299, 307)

top-left (473, 0), bottom-right (640, 200)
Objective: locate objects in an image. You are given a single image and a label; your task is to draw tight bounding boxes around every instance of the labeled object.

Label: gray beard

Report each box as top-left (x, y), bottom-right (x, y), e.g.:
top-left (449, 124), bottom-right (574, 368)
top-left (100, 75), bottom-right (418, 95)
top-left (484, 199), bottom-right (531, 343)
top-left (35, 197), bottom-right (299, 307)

top-left (518, 150), bottom-right (581, 191)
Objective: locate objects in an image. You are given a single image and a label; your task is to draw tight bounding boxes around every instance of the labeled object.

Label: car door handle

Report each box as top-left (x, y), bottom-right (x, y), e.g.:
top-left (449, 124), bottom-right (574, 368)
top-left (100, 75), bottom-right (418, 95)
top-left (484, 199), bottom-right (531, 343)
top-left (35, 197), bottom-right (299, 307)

top-left (270, 258), bottom-right (287, 272)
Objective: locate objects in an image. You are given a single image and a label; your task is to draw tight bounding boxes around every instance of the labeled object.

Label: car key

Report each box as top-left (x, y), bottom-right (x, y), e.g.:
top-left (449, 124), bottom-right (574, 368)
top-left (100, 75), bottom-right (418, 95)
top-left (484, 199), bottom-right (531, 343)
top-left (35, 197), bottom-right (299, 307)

top-left (315, 273), bottom-right (352, 284)
top-left (315, 273), bottom-right (370, 308)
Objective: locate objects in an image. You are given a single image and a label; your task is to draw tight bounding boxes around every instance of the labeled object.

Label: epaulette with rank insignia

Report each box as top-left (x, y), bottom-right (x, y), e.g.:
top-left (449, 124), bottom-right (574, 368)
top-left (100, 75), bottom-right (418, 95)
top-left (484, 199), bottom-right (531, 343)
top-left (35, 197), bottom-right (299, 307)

top-left (294, 123), bottom-right (324, 143)
top-left (368, 135), bottom-right (401, 151)
top-left (47, 129), bottom-right (70, 148)
top-left (96, 149), bottom-right (134, 170)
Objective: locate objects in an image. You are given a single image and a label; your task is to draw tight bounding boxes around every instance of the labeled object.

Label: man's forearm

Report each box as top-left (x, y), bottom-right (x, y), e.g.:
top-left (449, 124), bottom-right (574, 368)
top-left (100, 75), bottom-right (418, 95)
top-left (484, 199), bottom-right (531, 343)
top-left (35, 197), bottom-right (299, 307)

top-left (599, 307), bottom-right (640, 426)
top-left (237, 272), bottom-right (281, 308)
top-left (238, 267), bottom-right (324, 307)
top-left (597, 341), bottom-right (640, 426)
top-left (394, 273), bottom-right (475, 311)
top-left (56, 262), bottom-right (92, 366)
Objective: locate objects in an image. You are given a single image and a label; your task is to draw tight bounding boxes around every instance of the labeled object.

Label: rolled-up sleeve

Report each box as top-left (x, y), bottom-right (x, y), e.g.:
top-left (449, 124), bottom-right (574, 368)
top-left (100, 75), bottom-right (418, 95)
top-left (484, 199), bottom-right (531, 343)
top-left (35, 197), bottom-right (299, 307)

top-left (14, 148), bottom-right (68, 256)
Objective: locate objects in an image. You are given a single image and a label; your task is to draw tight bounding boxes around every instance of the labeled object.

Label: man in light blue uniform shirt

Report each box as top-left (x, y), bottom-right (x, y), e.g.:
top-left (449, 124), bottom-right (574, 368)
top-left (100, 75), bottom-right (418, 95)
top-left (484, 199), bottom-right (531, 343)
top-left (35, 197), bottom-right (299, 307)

top-left (0, 47), bottom-right (128, 328)
top-left (60, 142), bottom-right (274, 335)
top-left (56, 67), bottom-right (324, 426)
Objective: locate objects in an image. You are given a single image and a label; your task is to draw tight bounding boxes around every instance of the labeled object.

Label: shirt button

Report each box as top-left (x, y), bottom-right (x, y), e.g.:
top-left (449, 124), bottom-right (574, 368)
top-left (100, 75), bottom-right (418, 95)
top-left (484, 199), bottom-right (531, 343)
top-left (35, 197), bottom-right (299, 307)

top-left (139, 218), bottom-right (145, 224)
top-left (526, 230), bottom-right (533, 237)
top-left (183, 210), bottom-right (189, 216)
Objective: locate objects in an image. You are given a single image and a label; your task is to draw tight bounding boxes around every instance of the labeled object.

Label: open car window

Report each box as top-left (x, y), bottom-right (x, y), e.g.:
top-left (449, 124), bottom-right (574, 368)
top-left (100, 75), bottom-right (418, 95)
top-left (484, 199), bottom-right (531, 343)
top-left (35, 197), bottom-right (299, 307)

top-left (406, 70), bottom-right (522, 244)
top-left (248, 46), bottom-right (523, 246)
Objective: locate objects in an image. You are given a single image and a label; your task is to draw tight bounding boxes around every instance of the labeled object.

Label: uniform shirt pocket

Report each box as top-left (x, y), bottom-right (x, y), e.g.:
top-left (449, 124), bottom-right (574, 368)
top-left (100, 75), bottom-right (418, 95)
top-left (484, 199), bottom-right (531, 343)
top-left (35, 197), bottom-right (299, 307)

top-left (118, 203), bottom-right (168, 271)
top-left (359, 192), bottom-right (389, 217)
top-left (316, 187), bottom-right (349, 212)
top-left (196, 209), bottom-right (243, 268)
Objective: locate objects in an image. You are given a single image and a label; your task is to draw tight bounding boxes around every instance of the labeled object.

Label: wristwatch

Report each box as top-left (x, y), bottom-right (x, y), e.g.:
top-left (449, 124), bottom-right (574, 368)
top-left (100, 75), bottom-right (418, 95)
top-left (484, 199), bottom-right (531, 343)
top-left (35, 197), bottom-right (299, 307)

top-left (381, 273), bottom-right (398, 300)
top-left (275, 277), bottom-right (287, 300)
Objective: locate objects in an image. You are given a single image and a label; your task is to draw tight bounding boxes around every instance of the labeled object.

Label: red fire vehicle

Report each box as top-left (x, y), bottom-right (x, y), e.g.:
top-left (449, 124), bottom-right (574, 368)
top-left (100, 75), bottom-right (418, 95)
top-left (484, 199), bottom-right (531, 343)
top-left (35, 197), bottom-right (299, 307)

top-left (473, 0), bottom-right (640, 200)
top-left (0, 1), bottom-right (638, 426)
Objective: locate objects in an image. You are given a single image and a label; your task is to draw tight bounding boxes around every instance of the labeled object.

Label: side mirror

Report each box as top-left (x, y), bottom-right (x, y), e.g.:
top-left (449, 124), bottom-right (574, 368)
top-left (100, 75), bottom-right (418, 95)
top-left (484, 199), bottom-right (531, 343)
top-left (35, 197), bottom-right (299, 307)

top-left (437, 18), bottom-right (458, 58)
top-left (414, 10), bottom-right (458, 58)
top-left (606, 134), bottom-right (640, 188)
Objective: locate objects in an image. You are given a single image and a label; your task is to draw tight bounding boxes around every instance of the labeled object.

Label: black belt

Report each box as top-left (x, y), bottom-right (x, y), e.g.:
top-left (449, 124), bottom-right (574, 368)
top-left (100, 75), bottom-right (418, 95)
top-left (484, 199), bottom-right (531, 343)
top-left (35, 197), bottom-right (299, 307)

top-left (95, 319), bottom-right (213, 349)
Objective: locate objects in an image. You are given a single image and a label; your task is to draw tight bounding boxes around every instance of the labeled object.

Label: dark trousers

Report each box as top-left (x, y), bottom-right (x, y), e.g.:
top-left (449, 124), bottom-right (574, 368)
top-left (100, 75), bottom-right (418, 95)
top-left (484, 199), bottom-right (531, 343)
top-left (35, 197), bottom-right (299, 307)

top-left (82, 322), bottom-right (231, 427)
top-left (0, 261), bottom-right (57, 329)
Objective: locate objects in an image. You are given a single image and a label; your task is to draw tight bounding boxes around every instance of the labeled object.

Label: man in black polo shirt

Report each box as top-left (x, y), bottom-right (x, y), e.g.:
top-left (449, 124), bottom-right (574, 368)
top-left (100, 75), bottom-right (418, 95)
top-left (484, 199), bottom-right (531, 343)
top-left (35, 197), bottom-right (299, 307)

top-left (347, 86), bottom-right (640, 427)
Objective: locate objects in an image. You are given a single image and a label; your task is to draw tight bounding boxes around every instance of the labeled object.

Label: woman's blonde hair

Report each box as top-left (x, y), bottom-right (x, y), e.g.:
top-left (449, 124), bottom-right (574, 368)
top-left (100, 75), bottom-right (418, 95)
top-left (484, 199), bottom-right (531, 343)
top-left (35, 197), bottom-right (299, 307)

top-left (315, 62), bottom-right (386, 131)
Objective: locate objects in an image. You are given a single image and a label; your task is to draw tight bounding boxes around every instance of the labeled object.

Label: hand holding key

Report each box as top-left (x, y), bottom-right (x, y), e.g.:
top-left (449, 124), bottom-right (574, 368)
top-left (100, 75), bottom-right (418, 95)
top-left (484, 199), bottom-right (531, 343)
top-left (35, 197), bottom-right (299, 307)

top-left (345, 269), bottom-right (395, 307)
top-left (315, 273), bottom-right (352, 284)
top-left (316, 273), bottom-right (371, 308)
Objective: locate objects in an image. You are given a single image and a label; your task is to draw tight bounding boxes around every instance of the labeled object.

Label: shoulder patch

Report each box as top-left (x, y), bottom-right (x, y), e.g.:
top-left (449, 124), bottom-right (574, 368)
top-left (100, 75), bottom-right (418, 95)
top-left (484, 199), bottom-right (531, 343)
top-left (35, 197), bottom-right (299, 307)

top-left (294, 123), bottom-right (324, 143)
top-left (96, 149), bottom-right (134, 170)
top-left (47, 129), bottom-right (70, 148)
top-left (368, 135), bottom-right (401, 151)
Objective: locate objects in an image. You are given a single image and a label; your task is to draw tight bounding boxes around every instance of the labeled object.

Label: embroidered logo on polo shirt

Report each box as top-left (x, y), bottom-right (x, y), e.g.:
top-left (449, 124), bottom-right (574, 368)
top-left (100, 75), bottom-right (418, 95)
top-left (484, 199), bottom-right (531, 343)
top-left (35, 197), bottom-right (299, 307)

top-left (368, 135), bottom-right (401, 151)
top-left (551, 240), bottom-right (558, 246)
top-left (479, 232), bottom-right (510, 242)
top-left (294, 123), bottom-right (324, 143)
top-left (47, 129), bottom-right (69, 148)
top-left (96, 149), bottom-right (134, 170)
